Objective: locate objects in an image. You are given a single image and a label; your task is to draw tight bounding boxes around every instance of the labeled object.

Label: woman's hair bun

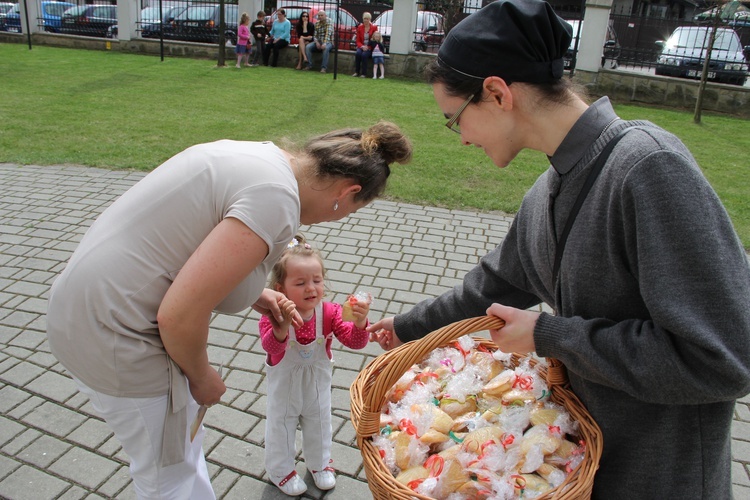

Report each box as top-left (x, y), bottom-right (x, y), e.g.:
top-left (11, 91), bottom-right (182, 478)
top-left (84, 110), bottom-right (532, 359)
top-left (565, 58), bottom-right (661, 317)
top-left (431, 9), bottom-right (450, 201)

top-left (361, 121), bottom-right (412, 166)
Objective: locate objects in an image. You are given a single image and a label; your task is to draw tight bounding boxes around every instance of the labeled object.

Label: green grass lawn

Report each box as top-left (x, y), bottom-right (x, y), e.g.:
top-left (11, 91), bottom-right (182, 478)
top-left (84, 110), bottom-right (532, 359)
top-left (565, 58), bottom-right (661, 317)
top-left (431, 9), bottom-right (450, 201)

top-left (2, 43), bottom-right (749, 249)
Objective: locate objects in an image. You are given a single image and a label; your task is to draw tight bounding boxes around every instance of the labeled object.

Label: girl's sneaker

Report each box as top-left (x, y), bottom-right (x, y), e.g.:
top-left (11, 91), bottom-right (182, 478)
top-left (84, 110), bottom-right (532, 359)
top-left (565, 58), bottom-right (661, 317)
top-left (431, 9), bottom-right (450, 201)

top-left (310, 467), bottom-right (336, 490)
top-left (379, 76), bottom-right (385, 79)
top-left (273, 471), bottom-right (307, 496)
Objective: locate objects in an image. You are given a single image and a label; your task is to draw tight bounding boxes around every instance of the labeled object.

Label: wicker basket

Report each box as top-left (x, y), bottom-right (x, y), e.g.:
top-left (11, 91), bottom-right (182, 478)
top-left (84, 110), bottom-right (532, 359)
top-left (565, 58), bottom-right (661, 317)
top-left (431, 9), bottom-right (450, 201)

top-left (351, 316), bottom-right (602, 499)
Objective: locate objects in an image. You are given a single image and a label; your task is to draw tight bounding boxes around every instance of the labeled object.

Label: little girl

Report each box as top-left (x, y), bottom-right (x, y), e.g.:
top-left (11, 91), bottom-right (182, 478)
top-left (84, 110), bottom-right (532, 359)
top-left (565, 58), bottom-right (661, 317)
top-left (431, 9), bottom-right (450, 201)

top-left (236, 12), bottom-right (251, 68)
top-left (260, 235), bottom-right (370, 496)
top-left (369, 31), bottom-right (386, 79)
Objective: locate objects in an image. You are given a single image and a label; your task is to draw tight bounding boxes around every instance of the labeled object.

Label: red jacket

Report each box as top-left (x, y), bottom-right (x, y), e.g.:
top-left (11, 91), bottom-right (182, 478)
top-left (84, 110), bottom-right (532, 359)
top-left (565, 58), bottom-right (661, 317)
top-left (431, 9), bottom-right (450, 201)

top-left (355, 22), bottom-right (378, 49)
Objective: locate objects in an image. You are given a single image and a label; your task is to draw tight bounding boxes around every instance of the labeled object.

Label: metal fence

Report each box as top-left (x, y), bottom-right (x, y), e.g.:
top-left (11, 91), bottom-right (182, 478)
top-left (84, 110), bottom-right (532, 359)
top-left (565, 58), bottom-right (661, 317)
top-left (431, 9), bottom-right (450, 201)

top-left (4, 0), bottom-right (748, 82)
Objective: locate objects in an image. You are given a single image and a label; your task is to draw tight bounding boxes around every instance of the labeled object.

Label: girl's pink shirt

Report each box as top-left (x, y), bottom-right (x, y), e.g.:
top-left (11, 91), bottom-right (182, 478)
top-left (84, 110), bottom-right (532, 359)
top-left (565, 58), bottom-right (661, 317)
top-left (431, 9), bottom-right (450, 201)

top-left (238, 24), bottom-right (250, 45)
top-left (259, 302), bottom-right (369, 365)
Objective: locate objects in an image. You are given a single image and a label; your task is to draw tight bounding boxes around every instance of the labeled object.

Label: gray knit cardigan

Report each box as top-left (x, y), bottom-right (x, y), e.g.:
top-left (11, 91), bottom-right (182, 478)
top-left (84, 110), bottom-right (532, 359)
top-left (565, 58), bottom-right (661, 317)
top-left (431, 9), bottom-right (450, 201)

top-left (393, 97), bottom-right (750, 499)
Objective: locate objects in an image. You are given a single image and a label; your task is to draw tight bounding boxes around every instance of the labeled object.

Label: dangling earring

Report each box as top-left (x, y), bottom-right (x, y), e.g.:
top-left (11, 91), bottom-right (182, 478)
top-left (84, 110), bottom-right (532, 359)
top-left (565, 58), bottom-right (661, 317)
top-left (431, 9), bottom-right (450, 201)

top-left (333, 200), bottom-right (339, 211)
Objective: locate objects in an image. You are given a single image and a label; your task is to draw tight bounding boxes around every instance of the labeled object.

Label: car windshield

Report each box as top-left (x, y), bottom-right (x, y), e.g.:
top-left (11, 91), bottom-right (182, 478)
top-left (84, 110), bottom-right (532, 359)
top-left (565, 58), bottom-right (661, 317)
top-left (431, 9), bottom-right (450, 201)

top-left (667, 28), bottom-right (741, 51)
top-left (45, 3), bottom-right (72, 17)
top-left (186, 6), bottom-right (213, 20)
top-left (374, 10), bottom-right (391, 28)
top-left (92, 6), bottom-right (116, 18)
top-left (140, 6), bottom-right (161, 23)
top-left (418, 11), bottom-right (441, 31)
top-left (64, 6), bottom-right (88, 17)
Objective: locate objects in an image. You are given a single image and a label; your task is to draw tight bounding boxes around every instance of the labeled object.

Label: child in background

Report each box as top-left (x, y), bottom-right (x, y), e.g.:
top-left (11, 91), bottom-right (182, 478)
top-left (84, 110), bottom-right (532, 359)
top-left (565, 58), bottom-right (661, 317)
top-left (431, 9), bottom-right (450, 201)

top-left (369, 31), bottom-right (386, 79)
top-left (259, 235), bottom-right (370, 496)
top-left (235, 12), bottom-right (251, 68)
top-left (249, 10), bottom-right (267, 67)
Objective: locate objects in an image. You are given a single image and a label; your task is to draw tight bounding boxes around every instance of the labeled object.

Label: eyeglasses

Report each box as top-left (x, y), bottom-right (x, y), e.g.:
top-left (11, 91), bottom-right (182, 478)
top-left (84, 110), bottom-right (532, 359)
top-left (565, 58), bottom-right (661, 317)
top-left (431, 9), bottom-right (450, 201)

top-left (445, 94), bottom-right (474, 134)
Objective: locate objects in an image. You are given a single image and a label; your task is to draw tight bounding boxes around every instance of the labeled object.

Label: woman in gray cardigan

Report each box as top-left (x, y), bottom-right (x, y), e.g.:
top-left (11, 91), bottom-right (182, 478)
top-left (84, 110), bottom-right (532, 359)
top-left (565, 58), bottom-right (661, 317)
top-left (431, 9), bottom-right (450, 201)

top-left (369, 0), bottom-right (750, 498)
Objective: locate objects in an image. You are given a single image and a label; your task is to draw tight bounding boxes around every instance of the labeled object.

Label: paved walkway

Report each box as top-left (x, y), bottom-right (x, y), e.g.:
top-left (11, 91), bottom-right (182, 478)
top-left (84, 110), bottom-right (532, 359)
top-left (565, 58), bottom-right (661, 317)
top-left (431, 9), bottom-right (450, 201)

top-left (0, 163), bottom-right (748, 499)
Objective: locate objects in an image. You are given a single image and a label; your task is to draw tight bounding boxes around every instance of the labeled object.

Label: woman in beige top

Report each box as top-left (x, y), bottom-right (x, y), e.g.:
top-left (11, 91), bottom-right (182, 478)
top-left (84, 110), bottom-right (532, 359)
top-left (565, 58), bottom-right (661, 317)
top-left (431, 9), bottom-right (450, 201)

top-left (47, 121), bottom-right (411, 499)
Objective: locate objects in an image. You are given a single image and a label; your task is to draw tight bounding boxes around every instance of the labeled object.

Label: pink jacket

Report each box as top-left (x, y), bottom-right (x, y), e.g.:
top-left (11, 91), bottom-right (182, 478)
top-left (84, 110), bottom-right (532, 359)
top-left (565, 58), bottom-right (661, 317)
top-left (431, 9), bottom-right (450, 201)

top-left (238, 24), bottom-right (250, 46)
top-left (259, 301), bottom-right (369, 366)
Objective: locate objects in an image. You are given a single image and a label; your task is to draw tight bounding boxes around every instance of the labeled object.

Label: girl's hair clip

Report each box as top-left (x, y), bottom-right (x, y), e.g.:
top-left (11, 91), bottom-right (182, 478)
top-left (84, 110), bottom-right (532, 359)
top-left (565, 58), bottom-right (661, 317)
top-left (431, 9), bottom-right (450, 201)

top-left (287, 238), bottom-right (312, 250)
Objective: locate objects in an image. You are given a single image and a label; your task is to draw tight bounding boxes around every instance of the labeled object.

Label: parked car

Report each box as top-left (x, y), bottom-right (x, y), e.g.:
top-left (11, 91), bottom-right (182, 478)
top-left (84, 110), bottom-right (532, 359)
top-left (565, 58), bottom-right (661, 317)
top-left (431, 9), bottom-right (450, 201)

top-left (266, 4), bottom-right (358, 50)
top-left (106, 4), bottom-right (188, 39)
top-left (0, 2), bottom-right (18, 32)
top-left (140, 4), bottom-right (187, 38)
top-left (40, 1), bottom-right (74, 32)
top-left (563, 19), bottom-right (620, 70)
top-left (655, 26), bottom-right (748, 86)
top-left (59, 4), bottom-right (117, 38)
top-left (0, 2), bottom-right (14, 19)
top-left (169, 3), bottom-right (238, 45)
top-left (372, 9), bottom-right (444, 53)
top-left (0, 1), bottom-right (73, 33)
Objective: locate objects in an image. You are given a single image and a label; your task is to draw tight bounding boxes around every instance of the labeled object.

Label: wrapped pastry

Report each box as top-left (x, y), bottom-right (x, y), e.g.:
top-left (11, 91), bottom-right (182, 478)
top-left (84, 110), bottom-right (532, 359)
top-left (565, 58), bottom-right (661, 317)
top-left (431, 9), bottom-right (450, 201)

top-left (440, 396), bottom-right (478, 419)
top-left (530, 406), bottom-right (563, 426)
top-left (520, 425), bottom-right (561, 456)
top-left (390, 431), bottom-right (413, 470)
top-left (519, 473), bottom-right (554, 496)
top-left (537, 462), bottom-right (566, 488)
top-left (468, 350), bottom-right (505, 380)
top-left (419, 429), bottom-right (450, 445)
top-left (433, 458), bottom-right (469, 496)
top-left (410, 403), bottom-right (454, 435)
top-left (462, 426), bottom-right (504, 454)
top-left (482, 369), bottom-right (515, 397)
top-left (395, 465), bottom-right (429, 486)
top-left (341, 291), bottom-right (372, 322)
top-left (502, 388), bottom-right (537, 406)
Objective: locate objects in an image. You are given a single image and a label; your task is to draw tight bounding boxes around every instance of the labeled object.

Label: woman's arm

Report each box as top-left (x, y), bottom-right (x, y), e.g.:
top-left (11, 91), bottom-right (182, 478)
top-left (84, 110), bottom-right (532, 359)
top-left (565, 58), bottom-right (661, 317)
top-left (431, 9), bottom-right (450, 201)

top-left (158, 217), bottom-right (268, 406)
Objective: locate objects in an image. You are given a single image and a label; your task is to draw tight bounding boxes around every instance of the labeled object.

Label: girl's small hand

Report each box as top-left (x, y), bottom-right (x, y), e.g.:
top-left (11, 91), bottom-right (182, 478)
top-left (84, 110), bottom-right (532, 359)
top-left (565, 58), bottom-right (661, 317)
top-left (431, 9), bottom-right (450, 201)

top-left (271, 296), bottom-right (297, 340)
top-left (486, 303), bottom-right (539, 354)
top-left (351, 300), bottom-right (370, 330)
top-left (253, 288), bottom-right (303, 328)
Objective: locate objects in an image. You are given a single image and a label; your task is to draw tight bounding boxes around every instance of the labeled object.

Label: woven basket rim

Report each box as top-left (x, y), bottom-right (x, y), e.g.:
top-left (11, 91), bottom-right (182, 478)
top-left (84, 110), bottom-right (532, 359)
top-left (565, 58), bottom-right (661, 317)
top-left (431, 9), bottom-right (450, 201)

top-left (350, 315), bottom-right (602, 500)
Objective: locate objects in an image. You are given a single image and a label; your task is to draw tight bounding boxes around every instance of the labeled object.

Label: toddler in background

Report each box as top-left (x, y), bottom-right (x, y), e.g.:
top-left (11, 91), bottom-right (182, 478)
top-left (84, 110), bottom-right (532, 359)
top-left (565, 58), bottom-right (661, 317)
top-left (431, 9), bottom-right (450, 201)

top-left (259, 234), bottom-right (370, 496)
top-left (235, 12), bottom-right (251, 68)
top-left (369, 31), bottom-right (386, 79)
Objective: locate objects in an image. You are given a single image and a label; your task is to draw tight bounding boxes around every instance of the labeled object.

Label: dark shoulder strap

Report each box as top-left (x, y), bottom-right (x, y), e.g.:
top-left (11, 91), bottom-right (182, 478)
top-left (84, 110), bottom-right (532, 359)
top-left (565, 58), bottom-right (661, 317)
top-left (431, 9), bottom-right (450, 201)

top-left (552, 126), bottom-right (637, 284)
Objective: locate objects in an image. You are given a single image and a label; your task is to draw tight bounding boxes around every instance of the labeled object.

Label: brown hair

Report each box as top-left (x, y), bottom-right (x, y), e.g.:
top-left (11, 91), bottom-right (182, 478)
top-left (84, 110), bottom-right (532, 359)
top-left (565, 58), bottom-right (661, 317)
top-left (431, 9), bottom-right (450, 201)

top-left (240, 12), bottom-right (250, 25)
top-left (268, 233), bottom-right (327, 292)
top-left (301, 121), bottom-right (412, 203)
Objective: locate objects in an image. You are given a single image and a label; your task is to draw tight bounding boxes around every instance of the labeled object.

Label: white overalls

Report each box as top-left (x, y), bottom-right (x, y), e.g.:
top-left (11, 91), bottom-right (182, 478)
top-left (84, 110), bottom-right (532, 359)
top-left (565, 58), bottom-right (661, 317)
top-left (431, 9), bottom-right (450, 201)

top-left (264, 303), bottom-right (333, 482)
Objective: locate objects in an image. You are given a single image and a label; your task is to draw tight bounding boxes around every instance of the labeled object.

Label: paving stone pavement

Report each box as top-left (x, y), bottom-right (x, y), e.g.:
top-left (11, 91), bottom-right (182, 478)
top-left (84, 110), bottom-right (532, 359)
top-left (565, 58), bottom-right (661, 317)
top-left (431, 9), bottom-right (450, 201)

top-left (0, 163), bottom-right (748, 500)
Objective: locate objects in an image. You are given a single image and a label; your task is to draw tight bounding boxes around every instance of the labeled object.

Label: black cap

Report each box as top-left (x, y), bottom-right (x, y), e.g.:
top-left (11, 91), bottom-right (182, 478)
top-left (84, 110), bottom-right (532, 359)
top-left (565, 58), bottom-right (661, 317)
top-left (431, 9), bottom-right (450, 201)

top-left (437, 0), bottom-right (573, 84)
